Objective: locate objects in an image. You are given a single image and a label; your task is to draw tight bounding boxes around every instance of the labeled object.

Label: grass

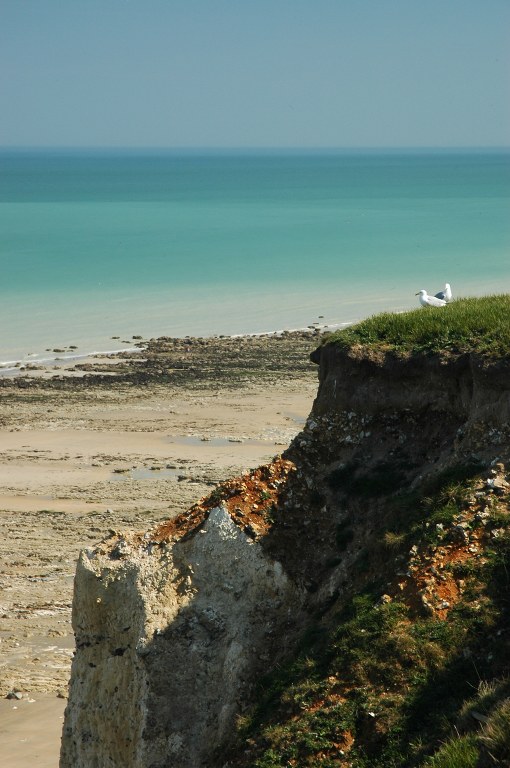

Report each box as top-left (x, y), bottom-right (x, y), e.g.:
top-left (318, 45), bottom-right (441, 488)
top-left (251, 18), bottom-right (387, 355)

top-left (378, 463), bottom-right (482, 555)
top-left (423, 734), bottom-right (479, 768)
top-left (324, 295), bottom-right (510, 356)
top-left (479, 697), bottom-right (510, 763)
top-left (426, 683), bottom-right (510, 767)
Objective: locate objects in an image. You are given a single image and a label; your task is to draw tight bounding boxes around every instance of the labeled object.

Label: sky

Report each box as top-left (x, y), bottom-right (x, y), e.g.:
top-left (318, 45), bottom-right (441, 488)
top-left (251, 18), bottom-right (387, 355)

top-left (1, 0), bottom-right (509, 148)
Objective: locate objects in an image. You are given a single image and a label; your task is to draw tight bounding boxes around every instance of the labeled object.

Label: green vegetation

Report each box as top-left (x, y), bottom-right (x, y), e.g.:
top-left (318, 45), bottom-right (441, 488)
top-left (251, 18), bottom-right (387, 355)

top-left (208, 487), bottom-right (224, 506)
top-left (424, 735), bottom-right (479, 768)
top-left (324, 295), bottom-right (510, 356)
top-left (226, 469), bottom-right (510, 767)
top-left (382, 463), bottom-right (483, 552)
top-left (262, 503), bottom-right (277, 525)
top-left (423, 684), bottom-right (510, 767)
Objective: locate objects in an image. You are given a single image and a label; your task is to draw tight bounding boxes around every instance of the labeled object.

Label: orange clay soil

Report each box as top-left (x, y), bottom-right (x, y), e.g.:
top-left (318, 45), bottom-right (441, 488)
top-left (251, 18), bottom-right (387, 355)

top-left (151, 456), bottom-right (296, 543)
top-left (392, 499), bottom-right (504, 621)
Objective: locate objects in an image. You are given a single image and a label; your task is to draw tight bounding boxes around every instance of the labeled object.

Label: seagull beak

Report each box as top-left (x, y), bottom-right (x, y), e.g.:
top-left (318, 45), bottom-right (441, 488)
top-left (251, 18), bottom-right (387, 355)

top-left (415, 292), bottom-right (419, 295)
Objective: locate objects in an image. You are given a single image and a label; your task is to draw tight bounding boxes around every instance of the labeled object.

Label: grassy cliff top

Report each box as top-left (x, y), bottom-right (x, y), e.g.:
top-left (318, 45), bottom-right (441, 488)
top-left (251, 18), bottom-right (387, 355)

top-left (325, 295), bottom-right (510, 356)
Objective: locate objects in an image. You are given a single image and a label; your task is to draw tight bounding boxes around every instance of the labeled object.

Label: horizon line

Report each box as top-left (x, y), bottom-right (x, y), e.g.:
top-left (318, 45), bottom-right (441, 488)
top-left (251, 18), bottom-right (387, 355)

top-left (1, 144), bottom-right (509, 153)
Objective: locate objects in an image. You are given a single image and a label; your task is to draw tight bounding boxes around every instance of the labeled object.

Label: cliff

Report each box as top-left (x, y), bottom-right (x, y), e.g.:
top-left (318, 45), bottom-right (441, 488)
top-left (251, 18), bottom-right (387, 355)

top-left (60, 312), bottom-right (510, 767)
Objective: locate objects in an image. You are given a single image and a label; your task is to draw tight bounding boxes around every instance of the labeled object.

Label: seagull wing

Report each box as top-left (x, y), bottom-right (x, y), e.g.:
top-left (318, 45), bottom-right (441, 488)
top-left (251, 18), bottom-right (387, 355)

top-left (435, 284), bottom-right (453, 302)
top-left (427, 295), bottom-right (447, 307)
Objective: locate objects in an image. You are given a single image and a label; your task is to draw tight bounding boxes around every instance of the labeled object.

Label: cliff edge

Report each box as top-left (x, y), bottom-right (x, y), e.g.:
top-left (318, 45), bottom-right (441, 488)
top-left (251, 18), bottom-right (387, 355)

top-left (60, 299), bottom-right (510, 768)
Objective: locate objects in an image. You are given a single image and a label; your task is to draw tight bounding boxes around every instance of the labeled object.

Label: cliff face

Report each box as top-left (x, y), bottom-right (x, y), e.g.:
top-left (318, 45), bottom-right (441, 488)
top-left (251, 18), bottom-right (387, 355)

top-left (60, 345), bottom-right (510, 768)
top-left (311, 343), bottom-right (510, 429)
top-left (256, 347), bottom-right (510, 596)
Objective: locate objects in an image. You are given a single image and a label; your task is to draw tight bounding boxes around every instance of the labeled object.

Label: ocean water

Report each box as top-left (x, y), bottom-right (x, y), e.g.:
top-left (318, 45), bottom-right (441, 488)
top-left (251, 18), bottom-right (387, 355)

top-left (0, 149), bottom-right (509, 367)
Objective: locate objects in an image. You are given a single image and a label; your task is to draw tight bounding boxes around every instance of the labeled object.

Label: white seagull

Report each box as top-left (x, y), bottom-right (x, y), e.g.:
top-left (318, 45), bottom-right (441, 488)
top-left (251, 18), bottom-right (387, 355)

top-left (416, 289), bottom-right (447, 308)
top-left (434, 283), bottom-right (453, 302)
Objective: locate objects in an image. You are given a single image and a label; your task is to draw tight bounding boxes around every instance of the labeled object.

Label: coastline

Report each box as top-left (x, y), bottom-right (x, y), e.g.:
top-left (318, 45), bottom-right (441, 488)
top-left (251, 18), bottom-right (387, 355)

top-left (0, 319), bottom-right (349, 377)
top-left (3, 280), bottom-right (509, 375)
top-left (0, 330), bottom-right (320, 766)
top-left (0, 346), bottom-right (142, 377)
top-left (0, 274), bottom-right (425, 371)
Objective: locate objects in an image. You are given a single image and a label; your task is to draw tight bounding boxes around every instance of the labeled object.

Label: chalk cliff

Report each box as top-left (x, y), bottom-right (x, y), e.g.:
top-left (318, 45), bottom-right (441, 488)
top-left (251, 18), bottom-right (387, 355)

top-left (60, 343), bottom-right (510, 767)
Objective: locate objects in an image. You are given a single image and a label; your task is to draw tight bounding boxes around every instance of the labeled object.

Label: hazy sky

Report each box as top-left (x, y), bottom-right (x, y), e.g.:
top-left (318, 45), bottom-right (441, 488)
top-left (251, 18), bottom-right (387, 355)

top-left (1, 0), bottom-right (509, 148)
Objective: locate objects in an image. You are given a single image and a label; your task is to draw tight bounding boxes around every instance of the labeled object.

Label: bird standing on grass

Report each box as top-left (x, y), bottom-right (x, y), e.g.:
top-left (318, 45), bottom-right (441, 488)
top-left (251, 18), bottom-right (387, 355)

top-left (435, 283), bottom-right (453, 302)
top-left (416, 289), bottom-right (447, 308)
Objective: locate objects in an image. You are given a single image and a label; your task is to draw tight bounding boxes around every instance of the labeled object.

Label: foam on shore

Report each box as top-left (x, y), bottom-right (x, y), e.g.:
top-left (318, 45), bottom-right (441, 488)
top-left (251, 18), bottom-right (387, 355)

top-left (0, 347), bottom-right (142, 376)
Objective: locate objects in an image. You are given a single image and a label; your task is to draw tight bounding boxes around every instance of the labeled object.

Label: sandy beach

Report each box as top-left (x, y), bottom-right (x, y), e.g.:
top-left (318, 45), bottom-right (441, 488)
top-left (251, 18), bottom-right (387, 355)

top-left (0, 331), bottom-right (319, 766)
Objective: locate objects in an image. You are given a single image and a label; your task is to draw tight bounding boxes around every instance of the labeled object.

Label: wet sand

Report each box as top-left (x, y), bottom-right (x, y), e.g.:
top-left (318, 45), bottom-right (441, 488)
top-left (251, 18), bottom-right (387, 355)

top-left (0, 331), bottom-right (319, 766)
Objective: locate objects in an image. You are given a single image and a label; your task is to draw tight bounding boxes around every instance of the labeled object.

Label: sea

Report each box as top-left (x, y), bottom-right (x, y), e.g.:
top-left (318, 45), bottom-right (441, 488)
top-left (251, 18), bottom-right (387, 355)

top-left (1, 148), bottom-right (509, 371)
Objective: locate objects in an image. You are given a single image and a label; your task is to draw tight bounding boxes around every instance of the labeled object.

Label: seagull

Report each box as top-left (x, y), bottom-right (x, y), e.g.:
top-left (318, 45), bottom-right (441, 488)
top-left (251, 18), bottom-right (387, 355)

top-left (434, 283), bottom-right (453, 302)
top-left (415, 289), bottom-right (447, 308)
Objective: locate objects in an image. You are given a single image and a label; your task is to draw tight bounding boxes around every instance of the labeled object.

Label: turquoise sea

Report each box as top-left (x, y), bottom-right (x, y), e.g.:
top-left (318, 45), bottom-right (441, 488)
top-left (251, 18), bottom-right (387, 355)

top-left (0, 149), bottom-right (509, 368)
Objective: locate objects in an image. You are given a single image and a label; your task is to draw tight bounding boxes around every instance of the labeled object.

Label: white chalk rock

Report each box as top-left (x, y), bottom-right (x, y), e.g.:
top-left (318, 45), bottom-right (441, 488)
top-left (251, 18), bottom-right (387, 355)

top-left (60, 506), bottom-right (302, 768)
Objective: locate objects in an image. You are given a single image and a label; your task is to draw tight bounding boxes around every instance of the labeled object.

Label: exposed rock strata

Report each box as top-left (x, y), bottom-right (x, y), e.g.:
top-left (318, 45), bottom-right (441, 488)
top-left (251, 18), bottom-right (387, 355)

top-left (60, 344), bottom-right (510, 767)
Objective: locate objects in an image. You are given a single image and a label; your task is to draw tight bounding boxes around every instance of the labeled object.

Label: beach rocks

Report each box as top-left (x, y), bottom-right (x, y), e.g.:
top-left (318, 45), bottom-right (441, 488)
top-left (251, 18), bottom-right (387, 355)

top-left (6, 690), bottom-right (23, 700)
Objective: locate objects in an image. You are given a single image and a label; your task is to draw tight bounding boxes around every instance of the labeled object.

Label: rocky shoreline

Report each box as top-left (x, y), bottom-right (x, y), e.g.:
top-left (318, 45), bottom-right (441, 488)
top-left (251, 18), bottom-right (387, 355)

top-left (0, 329), bottom-right (322, 386)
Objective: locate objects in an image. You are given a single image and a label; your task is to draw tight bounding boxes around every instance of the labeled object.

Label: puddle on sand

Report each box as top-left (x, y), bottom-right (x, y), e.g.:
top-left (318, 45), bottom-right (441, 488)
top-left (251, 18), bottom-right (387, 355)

top-left (167, 436), bottom-right (271, 447)
top-left (110, 467), bottom-right (181, 482)
top-left (281, 411), bottom-right (306, 425)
